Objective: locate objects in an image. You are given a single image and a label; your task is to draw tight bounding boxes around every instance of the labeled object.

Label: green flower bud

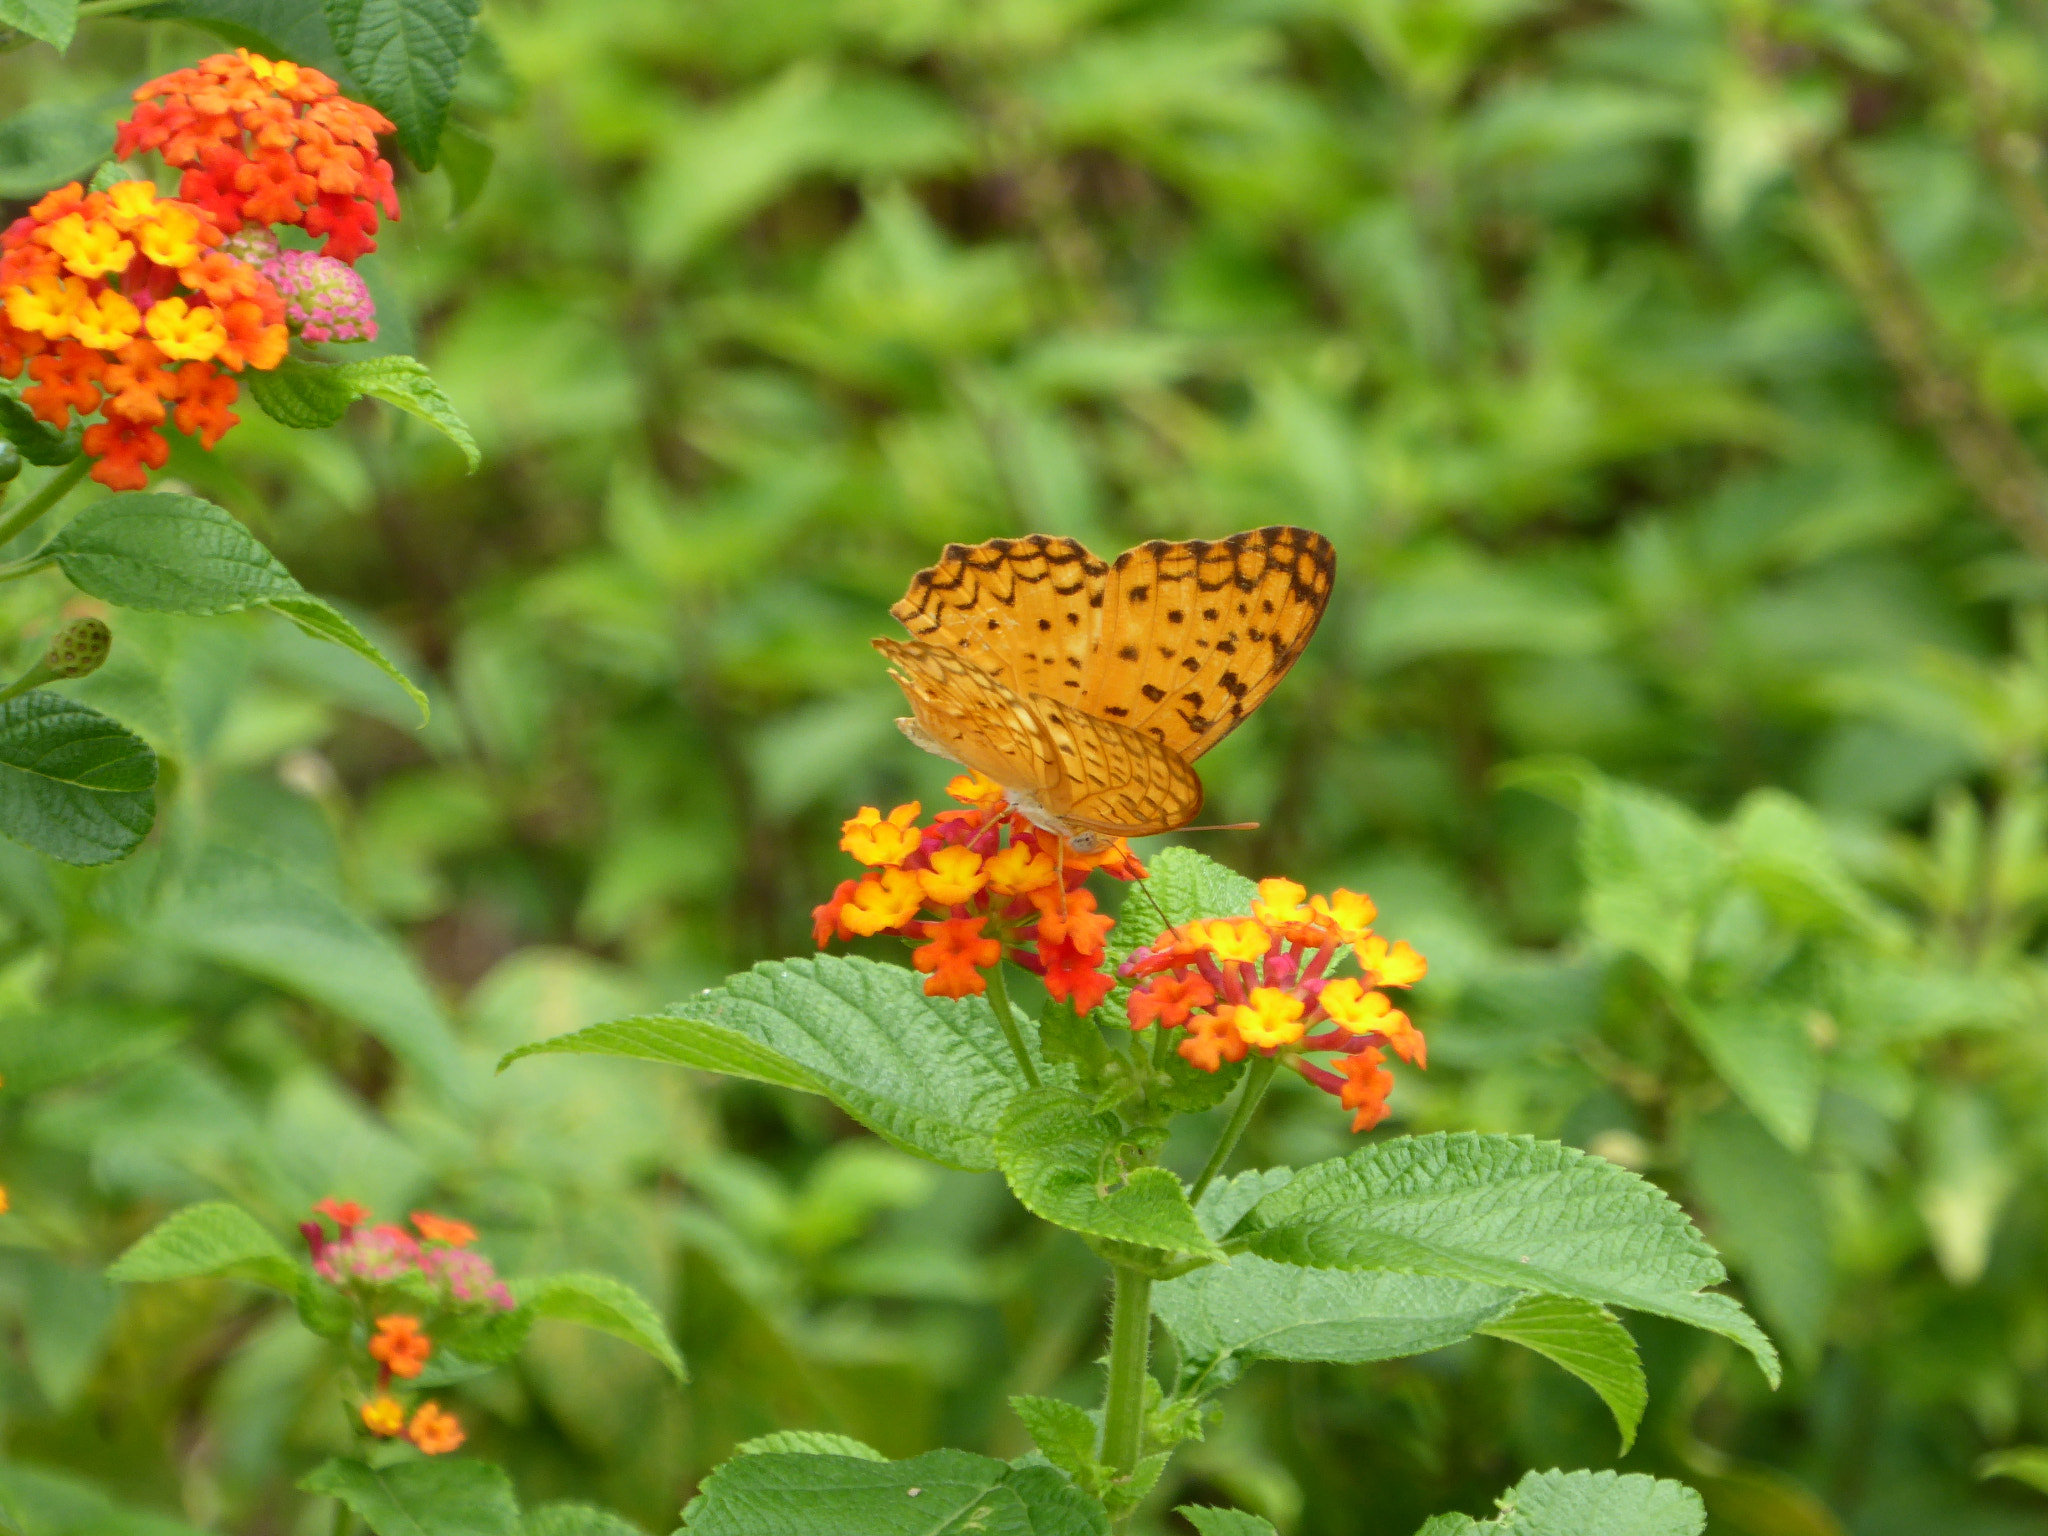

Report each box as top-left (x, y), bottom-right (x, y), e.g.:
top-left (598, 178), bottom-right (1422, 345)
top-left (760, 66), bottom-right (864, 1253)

top-left (43, 617), bottom-right (109, 679)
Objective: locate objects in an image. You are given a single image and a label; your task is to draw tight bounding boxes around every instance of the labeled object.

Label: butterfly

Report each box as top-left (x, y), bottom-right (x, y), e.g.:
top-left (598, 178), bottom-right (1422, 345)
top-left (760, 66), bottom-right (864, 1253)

top-left (874, 526), bottom-right (1336, 850)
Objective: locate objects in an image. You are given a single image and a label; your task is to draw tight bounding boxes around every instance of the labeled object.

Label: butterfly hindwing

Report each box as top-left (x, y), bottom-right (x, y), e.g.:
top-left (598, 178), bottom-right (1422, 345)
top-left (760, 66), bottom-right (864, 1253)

top-left (873, 638), bottom-right (1066, 800)
top-left (889, 536), bottom-right (1109, 702)
top-left (1081, 527), bottom-right (1335, 761)
top-left (1033, 691), bottom-right (1205, 837)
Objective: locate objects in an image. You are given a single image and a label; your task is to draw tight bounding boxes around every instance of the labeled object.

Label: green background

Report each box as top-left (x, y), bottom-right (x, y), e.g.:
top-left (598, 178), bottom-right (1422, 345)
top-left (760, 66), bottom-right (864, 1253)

top-left (5, 1), bottom-right (2048, 1532)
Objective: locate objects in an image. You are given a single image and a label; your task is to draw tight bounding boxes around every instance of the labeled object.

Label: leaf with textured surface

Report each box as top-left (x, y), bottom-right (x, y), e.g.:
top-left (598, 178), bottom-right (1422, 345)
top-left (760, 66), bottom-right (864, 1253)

top-left (1010, 1395), bottom-right (1099, 1484)
top-left (247, 356), bottom-right (478, 468)
top-left (0, 693), bottom-right (155, 866)
top-left (0, 0), bottom-right (73, 49)
top-left (1479, 1294), bottom-right (1646, 1452)
top-left (515, 1271), bottom-right (685, 1382)
top-left (678, 1448), bottom-right (1109, 1535)
top-left (47, 494), bottom-right (426, 719)
top-left (1492, 1469), bottom-right (1704, 1536)
top-left (995, 1087), bottom-right (1218, 1260)
top-left (524, 1505), bottom-right (647, 1536)
top-left (502, 955), bottom-right (1042, 1172)
top-left (301, 1458), bottom-right (520, 1536)
top-left (106, 1201), bottom-right (300, 1292)
top-left (1234, 1132), bottom-right (1779, 1385)
top-left (736, 1432), bottom-right (884, 1460)
top-left (1179, 1511), bottom-right (1279, 1536)
top-left (324, 0), bottom-right (480, 166)
top-left (0, 97), bottom-right (117, 195)
top-left (149, 845), bottom-right (464, 1093)
top-left (1156, 1256), bottom-right (1516, 1382)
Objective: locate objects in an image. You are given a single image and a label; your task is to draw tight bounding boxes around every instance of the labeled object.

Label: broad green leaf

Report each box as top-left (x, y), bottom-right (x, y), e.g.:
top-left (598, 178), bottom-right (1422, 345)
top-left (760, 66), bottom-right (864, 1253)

top-left (502, 955), bottom-right (1043, 1172)
top-left (1978, 1448), bottom-right (2048, 1494)
top-left (0, 0), bottom-right (74, 49)
top-left (736, 1433), bottom-right (885, 1460)
top-left (148, 845), bottom-right (465, 1093)
top-left (0, 692), bottom-right (155, 866)
top-left (0, 387), bottom-right (81, 466)
top-left (0, 1461), bottom-right (211, 1536)
top-left (301, 1458), bottom-right (520, 1536)
top-left (1234, 1133), bottom-right (1780, 1385)
top-left (1478, 1294), bottom-right (1647, 1452)
top-left (1179, 1511), bottom-right (1279, 1536)
top-left (1731, 790), bottom-right (1901, 942)
top-left (244, 356), bottom-right (479, 468)
top-left (524, 1506), bottom-right (647, 1536)
top-left (0, 97), bottom-right (118, 196)
top-left (45, 494), bottom-right (427, 720)
top-left (1685, 1108), bottom-right (1830, 1373)
top-left (995, 1087), bottom-right (1219, 1262)
top-left (440, 121), bottom-right (493, 216)
top-left (514, 1271), bottom-right (686, 1382)
top-left (1155, 1256), bottom-right (1516, 1387)
top-left (127, 0), bottom-right (349, 76)
top-left (678, 1449), bottom-right (1109, 1535)
top-left (1009, 1395), bottom-right (1099, 1484)
top-left (324, 0), bottom-right (480, 167)
top-left (1490, 1468), bottom-right (1704, 1536)
top-left (1675, 998), bottom-right (1822, 1154)
top-left (105, 1201), bottom-right (301, 1292)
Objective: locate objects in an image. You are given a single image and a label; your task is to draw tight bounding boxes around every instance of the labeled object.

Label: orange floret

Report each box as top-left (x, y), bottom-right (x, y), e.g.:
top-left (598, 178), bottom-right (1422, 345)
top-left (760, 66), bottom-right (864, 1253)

top-left (407, 1401), bottom-right (465, 1455)
top-left (411, 1211), bottom-right (477, 1247)
top-left (367, 1314), bottom-right (432, 1380)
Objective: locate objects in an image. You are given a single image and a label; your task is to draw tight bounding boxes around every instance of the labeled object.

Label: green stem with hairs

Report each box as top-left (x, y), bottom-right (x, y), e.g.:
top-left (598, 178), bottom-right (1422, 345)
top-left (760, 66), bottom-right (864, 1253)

top-left (1188, 1052), bottom-right (1278, 1206)
top-left (985, 962), bottom-right (1040, 1088)
top-left (0, 457), bottom-right (89, 551)
top-left (1099, 1263), bottom-right (1154, 1530)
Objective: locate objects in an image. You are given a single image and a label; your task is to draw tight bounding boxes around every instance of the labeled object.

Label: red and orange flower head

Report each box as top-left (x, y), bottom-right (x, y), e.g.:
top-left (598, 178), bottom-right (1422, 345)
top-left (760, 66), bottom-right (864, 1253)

top-left (0, 179), bottom-right (287, 487)
top-left (367, 1313), bottom-right (432, 1380)
top-left (815, 773), bottom-right (1144, 1009)
top-left (1119, 878), bottom-right (1428, 1133)
top-left (117, 50), bottom-right (399, 263)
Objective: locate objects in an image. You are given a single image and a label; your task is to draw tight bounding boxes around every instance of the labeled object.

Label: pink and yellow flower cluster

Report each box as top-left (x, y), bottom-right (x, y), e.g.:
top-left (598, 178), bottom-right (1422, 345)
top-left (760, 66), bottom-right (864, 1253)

top-left (1121, 880), bottom-right (1428, 1132)
top-left (813, 773), bottom-right (1145, 1011)
top-left (0, 179), bottom-right (286, 487)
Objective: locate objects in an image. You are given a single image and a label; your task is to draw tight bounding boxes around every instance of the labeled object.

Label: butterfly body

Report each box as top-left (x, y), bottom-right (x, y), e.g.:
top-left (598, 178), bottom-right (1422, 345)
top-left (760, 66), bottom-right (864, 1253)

top-left (877, 527), bottom-right (1335, 844)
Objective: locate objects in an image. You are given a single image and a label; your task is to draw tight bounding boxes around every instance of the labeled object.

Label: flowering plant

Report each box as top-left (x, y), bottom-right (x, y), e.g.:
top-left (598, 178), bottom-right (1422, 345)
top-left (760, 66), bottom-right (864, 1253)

top-left (518, 818), bottom-right (1782, 1533)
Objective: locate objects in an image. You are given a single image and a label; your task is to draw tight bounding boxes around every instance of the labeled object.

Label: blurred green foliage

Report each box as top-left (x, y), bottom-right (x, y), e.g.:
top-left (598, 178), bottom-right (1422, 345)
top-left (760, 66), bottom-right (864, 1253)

top-left (9, 0), bottom-right (2048, 1532)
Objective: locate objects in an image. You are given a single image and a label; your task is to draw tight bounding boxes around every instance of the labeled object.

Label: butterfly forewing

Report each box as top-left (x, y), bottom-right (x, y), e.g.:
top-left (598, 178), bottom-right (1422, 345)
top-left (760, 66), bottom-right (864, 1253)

top-left (1080, 527), bottom-right (1335, 761)
top-left (889, 535), bottom-right (1110, 702)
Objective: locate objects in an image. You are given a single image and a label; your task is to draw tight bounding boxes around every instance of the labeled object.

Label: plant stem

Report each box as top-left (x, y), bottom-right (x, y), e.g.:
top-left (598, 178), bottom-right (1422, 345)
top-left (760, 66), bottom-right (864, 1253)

top-left (75, 0), bottom-right (170, 16)
top-left (0, 458), bottom-right (89, 552)
top-left (985, 962), bottom-right (1041, 1088)
top-left (1188, 1053), bottom-right (1278, 1206)
top-left (1100, 1263), bottom-right (1153, 1522)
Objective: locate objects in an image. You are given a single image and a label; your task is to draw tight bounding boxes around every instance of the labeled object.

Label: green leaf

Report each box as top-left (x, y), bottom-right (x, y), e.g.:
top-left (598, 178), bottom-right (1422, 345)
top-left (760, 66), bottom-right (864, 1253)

top-left (501, 955), bottom-right (1042, 1173)
top-left (1683, 1108), bottom-right (1830, 1374)
top-left (301, 1458), bottom-right (521, 1536)
top-left (247, 356), bottom-right (480, 469)
top-left (0, 692), bottom-right (155, 866)
top-left (678, 1449), bottom-right (1110, 1535)
top-left (1178, 1511), bottom-right (1279, 1536)
top-left (1009, 1395), bottom-right (1099, 1485)
top-left (105, 1201), bottom-right (301, 1292)
top-left (1478, 1294), bottom-right (1647, 1453)
top-left (439, 121), bottom-right (493, 216)
top-left (735, 1433), bottom-right (885, 1460)
top-left (323, 0), bottom-right (481, 167)
top-left (126, 0), bottom-right (348, 76)
top-left (1155, 1256), bottom-right (1517, 1387)
top-left (0, 387), bottom-right (82, 465)
top-left (524, 1506), bottom-right (648, 1536)
top-left (995, 1086), bottom-right (1219, 1263)
top-left (0, 96), bottom-right (118, 196)
top-left (1489, 1468), bottom-right (1704, 1536)
top-left (1978, 1448), bottom-right (2048, 1494)
top-left (1675, 998), bottom-right (1822, 1154)
top-left (1234, 1132), bottom-right (1780, 1386)
top-left (148, 844), bottom-right (465, 1093)
top-left (44, 493), bottom-right (428, 720)
top-left (0, 0), bottom-right (75, 50)
top-left (515, 1271), bottom-right (686, 1382)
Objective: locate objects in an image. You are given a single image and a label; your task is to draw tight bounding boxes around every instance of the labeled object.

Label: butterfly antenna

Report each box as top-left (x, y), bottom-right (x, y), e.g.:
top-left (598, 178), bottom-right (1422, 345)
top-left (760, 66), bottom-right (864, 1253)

top-left (1176, 821), bottom-right (1261, 833)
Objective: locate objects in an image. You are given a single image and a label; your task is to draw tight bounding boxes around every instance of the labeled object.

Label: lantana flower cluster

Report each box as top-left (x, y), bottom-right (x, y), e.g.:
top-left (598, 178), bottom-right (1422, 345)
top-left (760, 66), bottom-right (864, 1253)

top-left (117, 49), bottom-right (399, 262)
top-left (1122, 879), bottom-right (1428, 1132)
top-left (303, 1199), bottom-right (512, 1456)
top-left (813, 773), bottom-right (1145, 1012)
top-left (0, 179), bottom-right (286, 487)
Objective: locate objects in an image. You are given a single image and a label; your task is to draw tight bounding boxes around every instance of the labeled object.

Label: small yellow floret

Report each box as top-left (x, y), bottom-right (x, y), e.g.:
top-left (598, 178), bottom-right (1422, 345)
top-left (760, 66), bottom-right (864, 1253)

top-left (71, 289), bottom-right (142, 351)
top-left (360, 1395), bottom-right (406, 1437)
top-left (839, 869), bottom-right (922, 935)
top-left (1230, 987), bottom-right (1305, 1049)
top-left (1252, 878), bottom-right (1309, 927)
top-left (6, 274), bottom-right (89, 338)
top-left (103, 181), bottom-right (160, 230)
top-left (1357, 935), bottom-right (1426, 987)
top-left (144, 296), bottom-right (227, 361)
top-left (840, 803), bottom-right (922, 867)
top-left (135, 204), bottom-right (203, 269)
top-left (1309, 889), bottom-right (1378, 943)
top-left (45, 214), bottom-right (135, 279)
top-left (1200, 918), bottom-right (1271, 964)
top-left (919, 845), bottom-right (988, 906)
top-left (985, 840), bottom-right (1056, 896)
